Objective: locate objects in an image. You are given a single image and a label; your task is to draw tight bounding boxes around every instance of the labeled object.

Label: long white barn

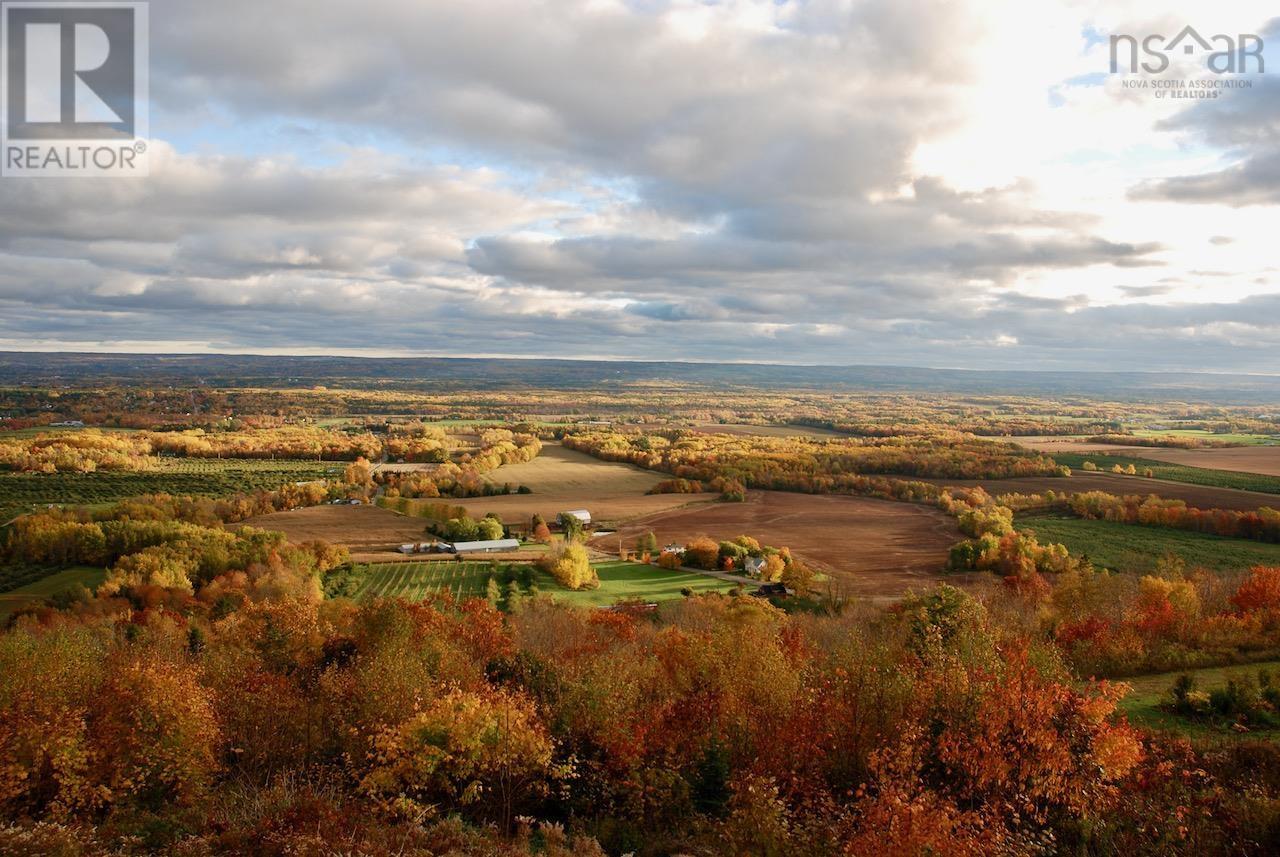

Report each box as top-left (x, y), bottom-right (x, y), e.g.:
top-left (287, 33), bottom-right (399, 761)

top-left (446, 538), bottom-right (521, 554)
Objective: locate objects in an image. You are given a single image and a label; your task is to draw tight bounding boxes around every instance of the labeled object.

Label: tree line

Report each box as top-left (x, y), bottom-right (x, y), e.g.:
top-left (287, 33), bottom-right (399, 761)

top-left (563, 429), bottom-right (1066, 489)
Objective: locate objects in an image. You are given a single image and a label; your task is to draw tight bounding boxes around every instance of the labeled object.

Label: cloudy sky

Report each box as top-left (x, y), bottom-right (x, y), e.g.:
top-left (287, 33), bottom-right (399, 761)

top-left (3, 0), bottom-right (1279, 371)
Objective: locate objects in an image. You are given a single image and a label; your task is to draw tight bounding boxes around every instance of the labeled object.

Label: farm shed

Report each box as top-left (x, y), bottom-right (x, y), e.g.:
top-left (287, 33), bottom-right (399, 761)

top-left (446, 538), bottom-right (521, 554)
top-left (561, 509), bottom-right (592, 525)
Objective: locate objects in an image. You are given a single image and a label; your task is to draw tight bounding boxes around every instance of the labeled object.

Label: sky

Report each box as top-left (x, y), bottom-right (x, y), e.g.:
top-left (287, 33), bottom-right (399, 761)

top-left (2, 0), bottom-right (1279, 372)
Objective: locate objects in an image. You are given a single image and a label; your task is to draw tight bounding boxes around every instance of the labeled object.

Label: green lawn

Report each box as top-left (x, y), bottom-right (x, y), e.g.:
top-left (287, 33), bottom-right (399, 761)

top-left (534, 560), bottom-right (738, 607)
top-left (1052, 451), bottom-right (1280, 495)
top-left (351, 559), bottom-right (737, 607)
top-left (1118, 660), bottom-right (1280, 737)
top-left (1018, 515), bottom-right (1280, 574)
top-left (0, 566), bottom-right (105, 621)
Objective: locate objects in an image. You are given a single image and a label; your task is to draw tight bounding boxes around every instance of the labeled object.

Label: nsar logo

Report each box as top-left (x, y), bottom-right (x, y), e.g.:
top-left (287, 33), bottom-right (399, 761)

top-left (1110, 25), bottom-right (1264, 75)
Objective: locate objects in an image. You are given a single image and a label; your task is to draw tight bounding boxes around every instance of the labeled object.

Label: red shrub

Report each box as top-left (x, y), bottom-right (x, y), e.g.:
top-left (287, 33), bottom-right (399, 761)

top-left (1231, 566), bottom-right (1280, 615)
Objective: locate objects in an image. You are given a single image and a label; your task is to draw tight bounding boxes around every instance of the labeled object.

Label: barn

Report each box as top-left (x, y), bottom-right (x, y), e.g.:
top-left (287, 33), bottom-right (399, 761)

top-left (445, 538), bottom-right (521, 554)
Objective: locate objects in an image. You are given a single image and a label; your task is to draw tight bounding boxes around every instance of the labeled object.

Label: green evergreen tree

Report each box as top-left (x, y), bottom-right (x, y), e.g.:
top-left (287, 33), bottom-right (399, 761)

top-left (692, 736), bottom-right (731, 817)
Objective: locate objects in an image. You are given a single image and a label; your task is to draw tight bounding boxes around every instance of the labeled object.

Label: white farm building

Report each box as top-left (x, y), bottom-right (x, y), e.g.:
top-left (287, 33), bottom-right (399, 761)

top-left (445, 538), bottom-right (521, 554)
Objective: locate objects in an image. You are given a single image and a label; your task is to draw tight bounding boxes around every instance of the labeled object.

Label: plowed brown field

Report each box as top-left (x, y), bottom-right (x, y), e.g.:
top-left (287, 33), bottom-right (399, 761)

top-left (452, 442), bottom-right (711, 525)
top-left (1007, 437), bottom-right (1280, 477)
top-left (241, 504), bottom-right (446, 562)
top-left (591, 490), bottom-right (971, 602)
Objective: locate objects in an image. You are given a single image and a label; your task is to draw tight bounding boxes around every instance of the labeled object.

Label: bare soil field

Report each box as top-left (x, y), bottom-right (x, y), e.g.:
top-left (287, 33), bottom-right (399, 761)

top-left (241, 504), bottom-right (438, 562)
top-left (456, 443), bottom-right (710, 525)
top-left (1003, 437), bottom-right (1280, 477)
top-left (590, 490), bottom-right (969, 602)
top-left (918, 472), bottom-right (1280, 512)
top-left (1090, 446), bottom-right (1280, 478)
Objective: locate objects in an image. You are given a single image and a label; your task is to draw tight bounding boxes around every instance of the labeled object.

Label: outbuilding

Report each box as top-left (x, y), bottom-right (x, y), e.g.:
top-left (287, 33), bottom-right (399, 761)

top-left (445, 538), bottom-right (521, 554)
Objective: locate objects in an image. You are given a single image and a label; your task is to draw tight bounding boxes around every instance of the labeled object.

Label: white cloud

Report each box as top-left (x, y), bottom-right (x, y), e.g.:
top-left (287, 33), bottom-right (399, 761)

top-left (1, 0), bottom-right (1278, 371)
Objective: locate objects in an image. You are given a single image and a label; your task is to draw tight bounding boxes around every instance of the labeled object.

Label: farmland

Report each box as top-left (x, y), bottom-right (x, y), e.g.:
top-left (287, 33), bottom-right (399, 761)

top-left (241, 503), bottom-right (438, 561)
top-left (1017, 514), bottom-right (1280, 575)
top-left (535, 560), bottom-right (739, 606)
top-left (8, 366), bottom-right (1280, 852)
top-left (1132, 429), bottom-right (1278, 446)
top-left (0, 457), bottom-right (341, 522)
top-left (594, 490), bottom-right (966, 601)
top-left (919, 471), bottom-right (1280, 513)
top-left (349, 559), bottom-right (737, 606)
top-left (1091, 445), bottom-right (1280, 479)
top-left (1051, 452), bottom-right (1280, 496)
top-left (243, 503), bottom-right (552, 563)
top-left (448, 442), bottom-right (710, 525)
top-left (1008, 436), bottom-right (1280, 479)
top-left (352, 560), bottom-right (506, 601)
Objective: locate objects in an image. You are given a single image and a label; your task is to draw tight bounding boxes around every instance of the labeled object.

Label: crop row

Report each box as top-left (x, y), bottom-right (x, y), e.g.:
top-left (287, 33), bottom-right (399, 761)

top-left (0, 459), bottom-right (340, 521)
top-left (356, 562), bottom-right (503, 602)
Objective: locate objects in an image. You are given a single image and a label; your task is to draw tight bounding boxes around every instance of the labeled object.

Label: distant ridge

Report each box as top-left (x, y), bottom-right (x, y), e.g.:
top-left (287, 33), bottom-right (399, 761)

top-left (2, 352), bottom-right (1279, 403)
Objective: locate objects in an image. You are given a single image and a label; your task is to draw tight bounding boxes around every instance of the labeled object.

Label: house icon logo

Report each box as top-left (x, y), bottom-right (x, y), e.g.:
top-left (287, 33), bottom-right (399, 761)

top-left (1110, 25), bottom-right (1264, 75)
top-left (1166, 26), bottom-right (1213, 56)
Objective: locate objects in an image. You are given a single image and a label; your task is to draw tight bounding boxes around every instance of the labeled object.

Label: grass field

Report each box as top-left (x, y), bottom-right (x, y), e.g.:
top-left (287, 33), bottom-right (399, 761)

top-left (1051, 451), bottom-right (1280, 496)
top-left (1018, 515), bottom-right (1280, 574)
top-left (1119, 660), bottom-right (1280, 736)
top-left (535, 560), bottom-right (738, 607)
top-left (0, 566), bottom-right (105, 621)
top-left (0, 458), bottom-right (342, 522)
top-left (351, 559), bottom-right (737, 606)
